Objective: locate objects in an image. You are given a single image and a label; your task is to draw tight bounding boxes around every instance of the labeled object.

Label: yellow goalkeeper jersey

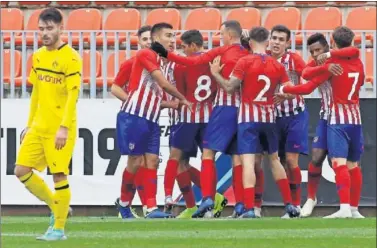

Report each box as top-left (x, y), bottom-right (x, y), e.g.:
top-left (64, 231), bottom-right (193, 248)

top-left (27, 43), bottom-right (82, 138)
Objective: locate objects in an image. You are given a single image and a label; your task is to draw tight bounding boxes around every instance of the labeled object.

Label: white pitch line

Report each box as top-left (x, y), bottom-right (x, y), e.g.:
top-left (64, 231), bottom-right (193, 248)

top-left (2, 228), bottom-right (376, 239)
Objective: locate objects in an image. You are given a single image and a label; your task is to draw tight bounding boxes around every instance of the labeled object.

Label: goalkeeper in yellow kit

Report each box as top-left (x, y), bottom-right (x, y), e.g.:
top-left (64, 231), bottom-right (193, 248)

top-left (14, 8), bottom-right (81, 241)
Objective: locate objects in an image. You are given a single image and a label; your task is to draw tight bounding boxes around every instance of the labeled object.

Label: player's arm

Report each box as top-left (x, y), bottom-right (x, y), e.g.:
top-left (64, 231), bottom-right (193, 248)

top-left (317, 47), bottom-right (360, 65)
top-left (26, 63), bottom-right (39, 129)
top-left (111, 59), bottom-right (133, 101)
top-left (210, 56), bottom-right (243, 93)
top-left (151, 42), bottom-right (221, 66)
top-left (160, 99), bottom-right (179, 109)
top-left (280, 72), bottom-right (330, 95)
top-left (61, 53), bottom-right (82, 129)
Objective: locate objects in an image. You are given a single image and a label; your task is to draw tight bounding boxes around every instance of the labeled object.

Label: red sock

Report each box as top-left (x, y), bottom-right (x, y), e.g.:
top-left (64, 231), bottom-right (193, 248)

top-left (307, 162), bottom-right (322, 200)
top-left (134, 166), bottom-right (146, 206)
top-left (276, 178), bottom-right (292, 205)
top-left (177, 171), bottom-right (196, 208)
top-left (243, 187), bottom-right (255, 210)
top-left (232, 165), bottom-right (244, 204)
top-left (201, 159), bottom-right (215, 199)
top-left (188, 166), bottom-right (201, 188)
top-left (120, 169), bottom-right (136, 204)
top-left (254, 169), bottom-right (264, 208)
top-left (164, 159), bottom-right (178, 197)
top-left (289, 166), bottom-right (302, 206)
top-left (334, 165), bottom-right (351, 204)
top-left (349, 166), bottom-right (362, 207)
top-left (144, 168), bottom-right (158, 209)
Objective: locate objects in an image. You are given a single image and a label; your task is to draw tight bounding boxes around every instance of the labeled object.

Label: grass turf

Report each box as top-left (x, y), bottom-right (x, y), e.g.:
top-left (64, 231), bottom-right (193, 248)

top-left (1, 217), bottom-right (376, 248)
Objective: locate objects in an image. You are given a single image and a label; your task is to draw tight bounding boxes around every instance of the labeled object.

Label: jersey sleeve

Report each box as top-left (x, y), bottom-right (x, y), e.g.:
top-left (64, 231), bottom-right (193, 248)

top-left (231, 58), bottom-right (247, 81)
top-left (331, 47), bottom-right (359, 59)
top-left (292, 53), bottom-right (306, 77)
top-left (302, 63), bottom-right (332, 81)
top-left (65, 51), bottom-right (82, 90)
top-left (113, 58), bottom-right (133, 88)
top-left (137, 49), bottom-right (160, 73)
top-left (28, 54), bottom-right (38, 85)
top-left (167, 47), bottom-right (222, 66)
top-left (282, 72), bottom-right (330, 95)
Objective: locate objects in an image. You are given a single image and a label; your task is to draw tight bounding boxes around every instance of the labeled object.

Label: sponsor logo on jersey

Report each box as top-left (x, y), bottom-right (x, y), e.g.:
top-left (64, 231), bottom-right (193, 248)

top-left (38, 74), bottom-right (62, 84)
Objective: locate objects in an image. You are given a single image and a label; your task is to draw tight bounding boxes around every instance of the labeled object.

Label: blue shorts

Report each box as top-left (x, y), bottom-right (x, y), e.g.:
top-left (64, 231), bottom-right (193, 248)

top-left (238, 122), bottom-right (278, 155)
top-left (327, 124), bottom-right (364, 162)
top-left (116, 112), bottom-right (160, 156)
top-left (203, 106), bottom-right (238, 155)
top-left (170, 123), bottom-right (205, 158)
top-left (276, 110), bottom-right (309, 157)
top-left (312, 119), bottom-right (328, 150)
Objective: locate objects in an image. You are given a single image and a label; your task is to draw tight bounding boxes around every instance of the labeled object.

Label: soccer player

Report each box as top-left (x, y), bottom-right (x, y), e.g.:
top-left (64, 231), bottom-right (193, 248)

top-left (112, 25), bottom-right (152, 218)
top-left (14, 8), bottom-right (81, 240)
top-left (298, 33), bottom-right (360, 217)
top-left (210, 26), bottom-right (300, 218)
top-left (279, 26), bottom-right (365, 218)
top-left (165, 30), bottom-right (227, 218)
top-left (115, 22), bottom-right (191, 219)
top-left (152, 20), bottom-right (249, 218)
top-left (268, 25), bottom-right (309, 217)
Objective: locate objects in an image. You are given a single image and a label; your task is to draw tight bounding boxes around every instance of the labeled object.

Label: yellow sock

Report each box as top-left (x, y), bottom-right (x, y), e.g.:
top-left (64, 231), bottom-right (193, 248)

top-left (19, 171), bottom-right (55, 213)
top-left (53, 180), bottom-right (71, 230)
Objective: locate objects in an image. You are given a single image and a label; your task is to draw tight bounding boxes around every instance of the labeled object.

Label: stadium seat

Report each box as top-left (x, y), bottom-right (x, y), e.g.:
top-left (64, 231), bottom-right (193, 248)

top-left (293, 1), bottom-right (327, 4)
top-left (365, 48), bottom-right (374, 84)
top-left (213, 1), bottom-right (247, 5)
top-left (3, 49), bottom-right (21, 84)
top-left (15, 53), bottom-right (33, 87)
top-left (15, 8), bottom-right (65, 46)
top-left (18, 1), bottom-right (51, 6)
top-left (94, 1), bottom-right (128, 5)
top-left (173, 1), bottom-right (207, 5)
top-left (253, 1), bottom-right (286, 5)
top-left (95, 8), bottom-right (140, 46)
top-left (62, 8), bottom-right (102, 45)
top-left (264, 7), bottom-right (301, 34)
top-left (180, 8), bottom-right (222, 45)
top-left (226, 7), bottom-right (261, 29)
top-left (296, 7), bottom-right (342, 45)
top-left (346, 6), bottom-right (376, 44)
top-left (56, 1), bottom-right (90, 5)
top-left (82, 50), bottom-right (102, 85)
top-left (334, 1), bottom-right (366, 5)
top-left (145, 8), bottom-right (181, 30)
top-left (134, 1), bottom-right (168, 5)
top-left (1, 8), bottom-right (23, 42)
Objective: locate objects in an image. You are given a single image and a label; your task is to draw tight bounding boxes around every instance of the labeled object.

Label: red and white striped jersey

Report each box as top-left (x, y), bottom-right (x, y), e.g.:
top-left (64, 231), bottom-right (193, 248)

top-left (161, 60), bottom-right (180, 126)
top-left (175, 53), bottom-right (217, 123)
top-left (274, 51), bottom-right (306, 117)
top-left (232, 54), bottom-right (290, 124)
top-left (166, 44), bottom-right (249, 108)
top-left (122, 49), bottom-right (162, 123)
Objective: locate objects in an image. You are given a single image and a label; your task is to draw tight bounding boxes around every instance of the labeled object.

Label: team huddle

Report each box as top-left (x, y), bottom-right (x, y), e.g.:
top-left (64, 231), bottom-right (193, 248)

top-left (13, 7), bottom-right (365, 241)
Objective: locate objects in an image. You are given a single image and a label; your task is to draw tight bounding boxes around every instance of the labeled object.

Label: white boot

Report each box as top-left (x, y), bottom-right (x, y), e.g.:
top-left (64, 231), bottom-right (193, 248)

top-left (301, 198), bottom-right (317, 217)
top-left (351, 207), bottom-right (365, 219)
top-left (324, 204), bottom-right (352, 219)
top-left (254, 207), bottom-right (262, 218)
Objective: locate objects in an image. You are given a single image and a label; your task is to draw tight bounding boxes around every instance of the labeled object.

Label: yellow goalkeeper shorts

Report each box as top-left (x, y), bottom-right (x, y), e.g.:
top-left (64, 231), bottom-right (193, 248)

top-left (16, 131), bottom-right (75, 175)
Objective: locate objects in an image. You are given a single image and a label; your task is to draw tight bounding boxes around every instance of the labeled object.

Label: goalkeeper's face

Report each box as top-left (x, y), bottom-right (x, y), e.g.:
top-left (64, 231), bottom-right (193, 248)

top-left (38, 20), bottom-right (62, 47)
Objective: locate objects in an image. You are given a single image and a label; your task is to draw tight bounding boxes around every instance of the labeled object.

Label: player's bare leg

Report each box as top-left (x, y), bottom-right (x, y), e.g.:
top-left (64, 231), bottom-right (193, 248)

top-left (347, 161), bottom-right (364, 218)
top-left (301, 148), bottom-right (327, 217)
top-left (268, 152), bottom-right (300, 218)
top-left (116, 155), bottom-right (143, 219)
top-left (254, 154), bottom-right (264, 218)
top-left (164, 147), bottom-right (182, 214)
top-left (192, 148), bottom-right (216, 218)
top-left (239, 154), bottom-right (257, 218)
top-left (144, 153), bottom-right (173, 218)
top-left (324, 158), bottom-right (352, 218)
top-left (176, 161), bottom-right (198, 218)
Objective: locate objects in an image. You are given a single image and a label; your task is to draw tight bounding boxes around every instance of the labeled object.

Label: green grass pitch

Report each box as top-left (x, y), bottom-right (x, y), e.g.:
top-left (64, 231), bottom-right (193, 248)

top-left (1, 217), bottom-right (376, 248)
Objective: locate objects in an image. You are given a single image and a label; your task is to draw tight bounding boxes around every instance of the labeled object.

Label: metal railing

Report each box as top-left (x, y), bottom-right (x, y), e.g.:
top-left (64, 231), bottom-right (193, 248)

top-left (1, 30), bottom-right (376, 99)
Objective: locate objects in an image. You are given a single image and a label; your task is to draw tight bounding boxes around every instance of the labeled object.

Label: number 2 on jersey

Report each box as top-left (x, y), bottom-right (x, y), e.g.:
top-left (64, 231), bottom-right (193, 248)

top-left (254, 75), bottom-right (271, 102)
top-left (348, 72), bottom-right (359, 100)
top-left (194, 75), bottom-right (212, 102)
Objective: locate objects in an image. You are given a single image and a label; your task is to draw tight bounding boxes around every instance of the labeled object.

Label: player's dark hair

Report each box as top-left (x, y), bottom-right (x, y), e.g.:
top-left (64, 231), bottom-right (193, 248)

top-left (249, 27), bottom-right (269, 43)
top-left (181, 29), bottom-right (203, 47)
top-left (307, 33), bottom-right (329, 47)
top-left (332, 26), bottom-right (355, 48)
top-left (221, 20), bottom-right (242, 38)
top-left (151, 22), bottom-right (173, 35)
top-left (39, 7), bottom-right (63, 24)
top-left (271, 24), bottom-right (291, 41)
top-left (137, 25), bottom-right (152, 37)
